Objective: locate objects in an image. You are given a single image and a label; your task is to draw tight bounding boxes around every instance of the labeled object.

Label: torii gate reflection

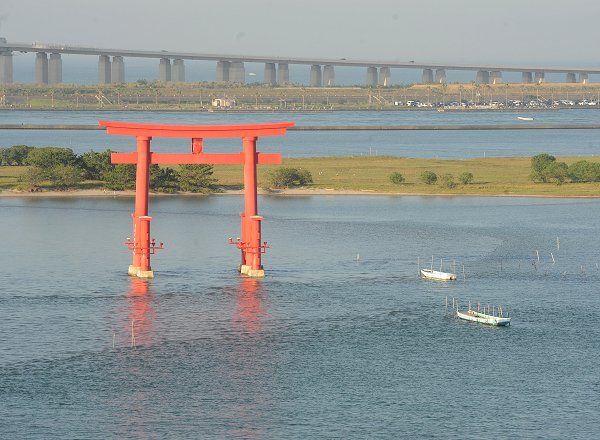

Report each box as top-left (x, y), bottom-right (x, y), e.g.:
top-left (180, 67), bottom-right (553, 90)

top-left (99, 120), bottom-right (294, 278)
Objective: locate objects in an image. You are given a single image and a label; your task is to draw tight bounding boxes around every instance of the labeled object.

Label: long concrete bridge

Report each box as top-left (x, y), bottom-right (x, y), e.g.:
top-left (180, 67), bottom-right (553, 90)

top-left (0, 38), bottom-right (598, 86)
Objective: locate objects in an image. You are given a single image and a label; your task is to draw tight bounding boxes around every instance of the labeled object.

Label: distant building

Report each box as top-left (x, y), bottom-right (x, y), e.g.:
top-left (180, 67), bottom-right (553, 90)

top-left (212, 98), bottom-right (236, 108)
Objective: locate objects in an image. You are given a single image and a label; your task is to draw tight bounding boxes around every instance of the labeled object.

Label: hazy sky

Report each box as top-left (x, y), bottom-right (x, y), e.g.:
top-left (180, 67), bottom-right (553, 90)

top-left (1, 0), bottom-right (600, 66)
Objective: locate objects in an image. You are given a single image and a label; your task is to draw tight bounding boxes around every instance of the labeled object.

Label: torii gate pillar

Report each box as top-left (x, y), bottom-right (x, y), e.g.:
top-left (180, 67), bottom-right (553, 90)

top-left (128, 136), bottom-right (154, 278)
top-left (239, 136), bottom-right (264, 277)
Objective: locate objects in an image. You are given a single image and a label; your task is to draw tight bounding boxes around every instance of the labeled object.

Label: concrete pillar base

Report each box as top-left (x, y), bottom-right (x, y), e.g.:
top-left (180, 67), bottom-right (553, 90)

top-left (128, 265), bottom-right (154, 279)
top-left (240, 264), bottom-right (265, 278)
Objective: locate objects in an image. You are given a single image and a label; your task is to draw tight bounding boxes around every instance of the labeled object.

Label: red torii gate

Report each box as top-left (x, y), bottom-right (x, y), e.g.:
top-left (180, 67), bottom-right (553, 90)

top-left (99, 120), bottom-right (294, 279)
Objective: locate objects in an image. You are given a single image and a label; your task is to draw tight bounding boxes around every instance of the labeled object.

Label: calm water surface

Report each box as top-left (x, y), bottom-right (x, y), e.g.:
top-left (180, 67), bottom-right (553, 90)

top-left (1, 195), bottom-right (599, 438)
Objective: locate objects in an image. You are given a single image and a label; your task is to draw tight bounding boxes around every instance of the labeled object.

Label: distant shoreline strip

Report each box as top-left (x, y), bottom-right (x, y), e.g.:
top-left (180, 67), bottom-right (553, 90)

top-left (2, 124), bottom-right (600, 131)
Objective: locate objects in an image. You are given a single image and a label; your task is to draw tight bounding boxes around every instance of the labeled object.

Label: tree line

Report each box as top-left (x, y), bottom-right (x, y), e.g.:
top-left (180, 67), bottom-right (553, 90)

top-left (530, 153), bottom-right (600, 184)
top-left (0, 145), bottom-right (217, 193)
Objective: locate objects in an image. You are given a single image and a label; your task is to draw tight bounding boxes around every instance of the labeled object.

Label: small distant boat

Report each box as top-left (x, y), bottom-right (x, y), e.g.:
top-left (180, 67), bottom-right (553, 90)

top-left (517, 116), bottom-right (534, 121)
top-left (420, 268), bottom-right (457, 280)
top-left (456, 307), bottom-right (511, 326)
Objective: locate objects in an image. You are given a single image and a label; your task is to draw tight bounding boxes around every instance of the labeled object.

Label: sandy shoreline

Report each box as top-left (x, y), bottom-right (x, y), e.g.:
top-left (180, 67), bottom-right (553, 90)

top-left (1, 188), bottom-right (599, 199)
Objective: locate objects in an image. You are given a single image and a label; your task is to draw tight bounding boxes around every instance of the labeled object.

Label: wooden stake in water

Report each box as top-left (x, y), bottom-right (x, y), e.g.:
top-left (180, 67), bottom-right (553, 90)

top-left (551, 253), bottom-right (555, 264)
top-left (131, 320), bottom-right (136, 348)
top-left (113, 332), bottom-right (116, 349)
top-left (440, 258), bottom-right (443, 272)
top-left (536, 250), bottom-right (540, 262)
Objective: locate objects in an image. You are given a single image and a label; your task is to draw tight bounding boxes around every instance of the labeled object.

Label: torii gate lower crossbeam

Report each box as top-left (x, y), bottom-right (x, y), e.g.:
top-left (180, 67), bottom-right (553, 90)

top-left (99, 120), bottom-right (294, 278)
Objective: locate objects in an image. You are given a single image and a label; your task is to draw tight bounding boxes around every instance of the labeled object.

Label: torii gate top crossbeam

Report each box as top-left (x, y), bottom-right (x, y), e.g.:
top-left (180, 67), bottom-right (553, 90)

top-left (100, 120), bottom-right (293, 165)
top-left (98, 120), bottom-right (294, 138)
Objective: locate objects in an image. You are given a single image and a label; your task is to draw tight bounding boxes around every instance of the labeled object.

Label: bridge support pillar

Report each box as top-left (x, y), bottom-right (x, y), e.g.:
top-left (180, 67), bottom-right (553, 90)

top-left (35, 52), bottom-right (48, 85)
top-left (310, 64), bottom-right (322, 87)
top-left (434, 69), bottom-right (446, 84)
top-left (566, 72), bottom-right (576, 83)
top-left (98, 55), bottom-right (111, 84)
top-left (475, 70), bottom-right (489, 84)
top-left (216, 61), bottom-right (230, 82)
top-left (379, 67), bottom-right (391, 86)
top-left (172, 59), bottom-right (185, 82)
top-left (264, 62), bottom-right (276, 85)
top-left (0, 51), bottom-right (13, 84)
top-left (421, 68), bottom-right (433, 84)
top-left (111, 56), bottom-right (125, 84)
top-left (277, 63), bottom-right (289, 85)
top-left (366, 66), bottom-right (378, 86)
top-left (490, 70), bottom-right (502, 84)
top-left (48, 53), bottom-right (62, 84)
top-left (230, 61), bottom-right (245, 83)
top-left (579, 72), bottom-right (588, 84)
top-left (534, 72), bottom-right (545, 84)
top-left (522, 71), bottom-right (533, 83)
top-left (323, 65), bottom-right (335, 86)
top-left (159, 58), bottom-right (171, 82)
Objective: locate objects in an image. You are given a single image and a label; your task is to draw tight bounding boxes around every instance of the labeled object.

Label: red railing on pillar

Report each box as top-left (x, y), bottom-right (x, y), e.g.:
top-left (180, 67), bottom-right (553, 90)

top-left (99, 120), bottom-right (294, 279)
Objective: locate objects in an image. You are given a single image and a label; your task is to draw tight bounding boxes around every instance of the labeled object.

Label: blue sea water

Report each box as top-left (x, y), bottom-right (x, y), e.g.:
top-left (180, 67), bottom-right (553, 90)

top-left (1, 195), bottom-right (599, 438)
top-left (2, 106), bottom-right (600, 437)
top-left (1, 109), bottom-right (600, 159)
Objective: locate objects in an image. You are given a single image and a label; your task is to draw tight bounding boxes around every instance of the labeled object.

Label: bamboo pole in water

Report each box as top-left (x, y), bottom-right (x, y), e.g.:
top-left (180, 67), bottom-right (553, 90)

top-left (131, 320), bottom-right (136, 348)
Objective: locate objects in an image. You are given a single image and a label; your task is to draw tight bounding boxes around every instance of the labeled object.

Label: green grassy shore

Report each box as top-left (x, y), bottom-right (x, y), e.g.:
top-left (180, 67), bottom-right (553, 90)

top-left (3, 156), bottom-right (600, 197)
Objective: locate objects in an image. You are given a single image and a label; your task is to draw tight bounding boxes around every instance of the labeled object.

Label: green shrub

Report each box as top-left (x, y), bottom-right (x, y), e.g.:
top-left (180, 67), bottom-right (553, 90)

top-left (419, 170), bottom-right (437, 185)
top-left (389, 172), bottom-right (405, 185)
top-left (439, 173), bottom-right (456, 188)
top-left (150, 165), bottom-right (180, 193)
top-left (177, 164), bottom-right (217, 193)
top-left (0, 145), bottom-right (34, 166)
top-left (544, 161), bottom-right (569, 184)
top-left (17, 166), bottom-right (46, 191)
top-left (103, 164), bottom-right (136, 190)
top-left (25, 147), bottom-right (78, 168)
top-left (530, 153), bottom-right (569, 184)
top-left (48, 164), bottom-right (82, 190)
top-left (267, 167), bottom-right (313, 188)
top-left (458, 172), bottom-right (474, 184)
top-left (80, 150), bottom-right (113, 180)
top-left (569, 160), bottom-right (600, 182)
top-left (530, 153), bottom-right (556, 182)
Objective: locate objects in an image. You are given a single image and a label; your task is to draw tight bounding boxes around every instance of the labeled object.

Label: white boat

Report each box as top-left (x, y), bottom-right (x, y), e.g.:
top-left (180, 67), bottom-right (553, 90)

top-left (420, 268), bottom-right (457, 280)
top-left (456, 308), bottom-right (511, 326)
top-left (517, 116), bottom-right (534, 121)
